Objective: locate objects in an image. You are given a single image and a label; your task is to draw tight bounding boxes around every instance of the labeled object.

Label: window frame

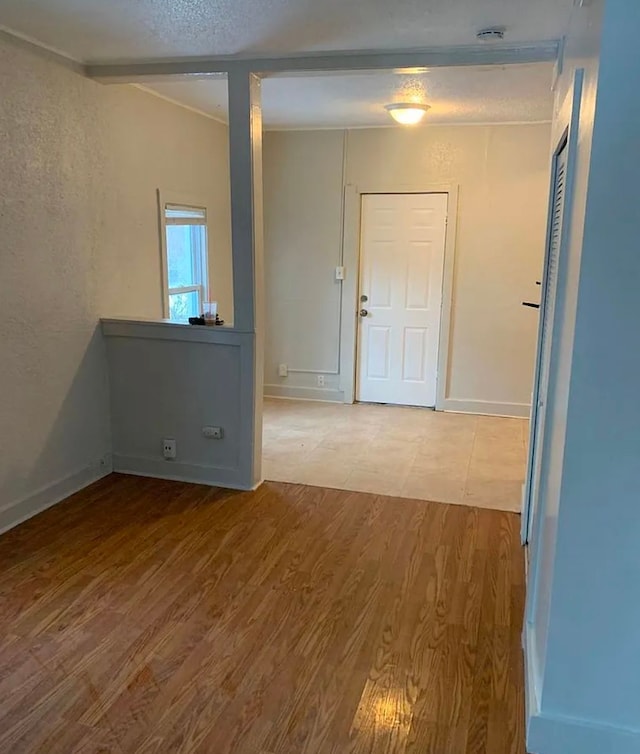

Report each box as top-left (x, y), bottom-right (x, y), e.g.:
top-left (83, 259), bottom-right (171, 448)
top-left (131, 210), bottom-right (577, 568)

top-left (158, 191), bottom-right (210, 321)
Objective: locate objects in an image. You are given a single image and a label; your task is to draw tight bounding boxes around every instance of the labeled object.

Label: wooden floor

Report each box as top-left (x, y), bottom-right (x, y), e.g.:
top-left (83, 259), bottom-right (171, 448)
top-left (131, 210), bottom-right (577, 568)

top-left (0, 474), bottom-right (526, 753)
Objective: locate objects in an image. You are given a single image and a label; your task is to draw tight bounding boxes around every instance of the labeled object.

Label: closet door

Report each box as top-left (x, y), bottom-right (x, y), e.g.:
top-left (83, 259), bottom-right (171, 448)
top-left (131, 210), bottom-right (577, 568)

top-left (523, 138), bottom-right (568, 544)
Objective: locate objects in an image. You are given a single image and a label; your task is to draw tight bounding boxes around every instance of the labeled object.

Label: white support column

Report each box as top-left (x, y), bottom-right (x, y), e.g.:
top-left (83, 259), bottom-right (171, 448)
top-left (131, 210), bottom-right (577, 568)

top-left (228, 68), bottom-right (264, 485)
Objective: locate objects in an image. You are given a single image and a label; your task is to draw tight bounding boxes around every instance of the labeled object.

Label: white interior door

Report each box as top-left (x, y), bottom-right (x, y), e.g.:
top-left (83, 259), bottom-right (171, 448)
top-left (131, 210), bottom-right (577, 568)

top-left (356, 193), bottom-right (448, 407)
top-left (522, 139), bottom-right (569, 543)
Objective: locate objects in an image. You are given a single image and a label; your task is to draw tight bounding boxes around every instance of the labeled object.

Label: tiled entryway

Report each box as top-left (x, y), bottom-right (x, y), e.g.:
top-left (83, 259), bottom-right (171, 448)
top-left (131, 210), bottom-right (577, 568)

top-left (262, 398), bottom-right (528, 512)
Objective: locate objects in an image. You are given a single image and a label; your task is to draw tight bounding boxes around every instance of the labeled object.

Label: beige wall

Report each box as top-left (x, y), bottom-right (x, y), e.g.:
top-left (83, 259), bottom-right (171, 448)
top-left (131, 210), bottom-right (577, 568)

top-left (263, 124), bottom-right (551, 414)
top-left (94, 88), bottom-right (232, 324)
top-left (0, 33), bottom-right (231, 523)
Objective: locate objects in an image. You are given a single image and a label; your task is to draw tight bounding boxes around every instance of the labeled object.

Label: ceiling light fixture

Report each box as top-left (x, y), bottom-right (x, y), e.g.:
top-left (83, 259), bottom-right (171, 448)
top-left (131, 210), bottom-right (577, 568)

top-left (476, 27), bottom-right (506, 41)
top-left (384, 103), bottom-right (431, 125)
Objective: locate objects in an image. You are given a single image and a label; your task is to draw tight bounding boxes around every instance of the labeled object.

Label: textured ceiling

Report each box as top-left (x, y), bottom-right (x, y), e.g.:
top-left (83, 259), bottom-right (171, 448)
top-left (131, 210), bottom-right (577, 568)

top-left (140, 64), bottom-right (554, 129)
top-left (0, 0), bottom-right (573, 63)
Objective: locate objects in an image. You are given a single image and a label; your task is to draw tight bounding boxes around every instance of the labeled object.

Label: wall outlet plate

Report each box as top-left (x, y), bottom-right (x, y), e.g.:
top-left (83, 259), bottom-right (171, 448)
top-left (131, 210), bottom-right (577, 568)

top-left (317, 375), bottom-right (326, 387)
top-left (278, 363), bottom-right (288, 377)
top-left (203, 426), bottom-right (224, 439)
top-left (163, 438), bottom-right (177, 459)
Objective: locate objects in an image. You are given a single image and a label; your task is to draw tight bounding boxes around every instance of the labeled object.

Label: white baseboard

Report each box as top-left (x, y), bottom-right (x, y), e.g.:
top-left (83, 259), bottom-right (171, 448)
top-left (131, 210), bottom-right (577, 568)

top-left (524, 622), bottom-right (542, 739)
top-left (112, 454), bottom-right (254, 490)
top-left (0, 460), bottom-right (112, 535)
top-left (439, 398), bottom-right (531, 418)
top-left (528, 711), bottom-right (640, 754)
top-left (264, 384), bottom-right (345, 402)
top-left (524, 622), bottom-right (640, 754)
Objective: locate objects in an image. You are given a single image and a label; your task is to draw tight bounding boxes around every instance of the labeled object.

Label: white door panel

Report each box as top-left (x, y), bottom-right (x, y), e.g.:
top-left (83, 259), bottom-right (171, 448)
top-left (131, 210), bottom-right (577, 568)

top-left (356, 193), bottom-right (448, 407)
top-left (523, 140), bottom-right (568, 542)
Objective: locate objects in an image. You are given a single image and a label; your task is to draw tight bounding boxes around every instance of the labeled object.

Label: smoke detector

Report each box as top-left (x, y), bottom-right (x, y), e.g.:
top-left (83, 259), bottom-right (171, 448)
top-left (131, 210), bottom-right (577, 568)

top-left (476, 27), bottom-right (506, 42)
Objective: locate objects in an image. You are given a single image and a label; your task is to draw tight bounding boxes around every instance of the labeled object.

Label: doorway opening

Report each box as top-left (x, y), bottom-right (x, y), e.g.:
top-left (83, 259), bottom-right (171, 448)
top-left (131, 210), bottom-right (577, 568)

top-left (260, 64), bottom-right (554, 512)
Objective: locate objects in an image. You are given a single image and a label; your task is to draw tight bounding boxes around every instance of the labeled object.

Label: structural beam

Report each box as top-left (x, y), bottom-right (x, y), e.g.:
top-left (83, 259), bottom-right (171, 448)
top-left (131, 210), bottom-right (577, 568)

top-left (227, 70), bottom-right (265, 484)
top-left (86, 41), bottom-right (559, 83)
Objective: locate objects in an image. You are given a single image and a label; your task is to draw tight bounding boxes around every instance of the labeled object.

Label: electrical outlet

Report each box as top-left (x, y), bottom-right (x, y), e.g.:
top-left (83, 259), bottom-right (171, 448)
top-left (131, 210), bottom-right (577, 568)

top-left (278, 363), bottom-right (288, 377)
top-left (202, 426), bottom-right (224, 440)
top-left (317, 375), bottom-right (325, 387)
top-left (162, 438), bottom-right (177, 460)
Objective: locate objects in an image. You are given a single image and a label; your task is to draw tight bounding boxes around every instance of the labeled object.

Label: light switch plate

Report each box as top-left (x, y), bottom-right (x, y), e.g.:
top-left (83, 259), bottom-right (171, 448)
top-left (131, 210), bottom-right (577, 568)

top-left (335, 266), bottom-right (345, 281)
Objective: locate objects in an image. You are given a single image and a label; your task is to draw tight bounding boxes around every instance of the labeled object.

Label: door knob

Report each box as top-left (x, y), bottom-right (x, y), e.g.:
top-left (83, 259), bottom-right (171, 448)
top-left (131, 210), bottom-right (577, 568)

top-left (359, 309), bottom-right (369, 317)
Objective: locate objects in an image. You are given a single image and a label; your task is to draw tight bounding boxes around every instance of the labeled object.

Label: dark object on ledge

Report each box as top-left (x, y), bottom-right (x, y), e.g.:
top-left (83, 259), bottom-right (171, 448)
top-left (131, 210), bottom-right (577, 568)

top-left (188, 315), bottom-right (226, 326)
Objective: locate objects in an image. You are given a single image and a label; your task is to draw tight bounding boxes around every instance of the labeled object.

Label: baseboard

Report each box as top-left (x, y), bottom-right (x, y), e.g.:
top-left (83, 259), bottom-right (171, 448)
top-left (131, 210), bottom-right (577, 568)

top-left (524, 623), bottom-right (640, 754)
top-left (524, 622), bottom-right (542, 741)
top-left (528, 711), bottom-right (640, 754)
top-left (264, 384), bottom-right (345, 403)
top-left (112, 454), bottom-right (254, 490)
top-left (0, 460), bottom-right (112, 535)
top-left (440, 398), bottom-right (531, 418)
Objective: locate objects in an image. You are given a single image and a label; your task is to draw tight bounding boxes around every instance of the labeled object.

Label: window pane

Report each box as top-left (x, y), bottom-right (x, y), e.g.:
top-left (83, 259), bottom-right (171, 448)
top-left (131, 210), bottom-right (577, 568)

top-left (166, 225), bottom-right (196, 288)
top-left (169, 291), bottom-right (199, 321)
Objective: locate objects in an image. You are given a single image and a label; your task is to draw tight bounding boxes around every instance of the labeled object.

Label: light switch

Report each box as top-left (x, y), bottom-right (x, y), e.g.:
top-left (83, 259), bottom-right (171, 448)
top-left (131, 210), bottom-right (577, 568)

top-left (335, 266), bottom-right (346, 281)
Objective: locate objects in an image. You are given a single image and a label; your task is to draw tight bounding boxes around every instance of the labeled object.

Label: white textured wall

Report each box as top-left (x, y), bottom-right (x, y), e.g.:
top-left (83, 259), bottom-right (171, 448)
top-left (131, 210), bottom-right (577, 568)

top-left (263, 124), bottom-right (551, 414)
top-left (0, 33), bottom-right (231, 522)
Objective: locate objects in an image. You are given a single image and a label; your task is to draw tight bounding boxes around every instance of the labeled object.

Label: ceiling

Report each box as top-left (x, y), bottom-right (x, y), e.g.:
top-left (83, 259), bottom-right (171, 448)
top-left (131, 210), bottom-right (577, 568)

top-left (0, 0), bottom-right (573, 64)
top-left (140, 63), bottom-right (555, 129)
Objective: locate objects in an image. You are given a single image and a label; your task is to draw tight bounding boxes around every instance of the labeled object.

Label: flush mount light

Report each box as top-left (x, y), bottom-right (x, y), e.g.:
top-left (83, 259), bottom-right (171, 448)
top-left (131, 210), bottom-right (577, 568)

top-left (384, 103), bottom-right (431, 125)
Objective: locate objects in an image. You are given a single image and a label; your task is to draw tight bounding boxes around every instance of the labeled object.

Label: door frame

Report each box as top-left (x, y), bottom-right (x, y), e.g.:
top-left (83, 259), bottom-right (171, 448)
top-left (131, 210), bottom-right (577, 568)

top-left (521, 70), bottom-right (584, 550)
top-left (339, 182), bottom-right (459, 408)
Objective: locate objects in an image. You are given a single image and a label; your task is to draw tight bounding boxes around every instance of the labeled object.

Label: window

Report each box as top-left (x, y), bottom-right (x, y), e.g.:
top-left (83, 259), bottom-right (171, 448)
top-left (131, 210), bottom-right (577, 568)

top-left (162, 203), bottom-right (209, 321)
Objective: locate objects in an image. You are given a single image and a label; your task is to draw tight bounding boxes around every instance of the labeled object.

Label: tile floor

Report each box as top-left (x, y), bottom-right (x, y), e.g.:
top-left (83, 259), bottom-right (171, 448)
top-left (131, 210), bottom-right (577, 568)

top-left (262, 398), bottom-right (529, 512)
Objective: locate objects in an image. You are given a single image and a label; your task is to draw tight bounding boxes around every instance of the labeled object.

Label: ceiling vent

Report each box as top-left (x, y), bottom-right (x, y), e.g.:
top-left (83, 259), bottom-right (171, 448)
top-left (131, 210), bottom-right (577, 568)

top-left (476, 27), bottom-right (506, 42)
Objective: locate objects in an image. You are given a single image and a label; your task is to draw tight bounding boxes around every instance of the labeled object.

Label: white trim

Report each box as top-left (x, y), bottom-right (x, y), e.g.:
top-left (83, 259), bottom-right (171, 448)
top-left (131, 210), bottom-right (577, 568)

top-left (86, 42), bottom-right (560, 82)
top-left (435, 188), bottom-right (459, 411)
top-left (111, 454), bottom-right (253, 490)
top-left (133, 84), bottom-right (228, 125)
top-left (440, 399), bottom-right (531, 419)
top-left (265, 120), bottom-right (553, 133)
top-left (528, 712), bottom-right (640, 754)
top-left (264, 384), bottom-right (345, 402)
top-left (157, 190), bottom-right (211, 318)
top-left (340, 183), bottom-right (458, 409)
top-left (524, 623), bottom-right (640, 754)
top-left (0, 461), bottom-right (112, 535)
top-left (0, 26), bottom-right (82, 70)
top-left (523, 621), bottom-right (542, 733)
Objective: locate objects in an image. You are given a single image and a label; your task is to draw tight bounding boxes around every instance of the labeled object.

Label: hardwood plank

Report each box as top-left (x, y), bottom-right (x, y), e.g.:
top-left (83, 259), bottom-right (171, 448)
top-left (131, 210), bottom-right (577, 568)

top-left (0, 474), bottom-right (526, 753)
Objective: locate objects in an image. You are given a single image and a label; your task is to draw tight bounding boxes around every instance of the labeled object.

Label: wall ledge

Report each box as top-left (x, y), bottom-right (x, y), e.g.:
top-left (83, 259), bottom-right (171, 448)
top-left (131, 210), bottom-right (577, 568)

top-left (0, 460), bottom-right (112, 535)
top-left (101, 317), bottom-right (253, 345)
